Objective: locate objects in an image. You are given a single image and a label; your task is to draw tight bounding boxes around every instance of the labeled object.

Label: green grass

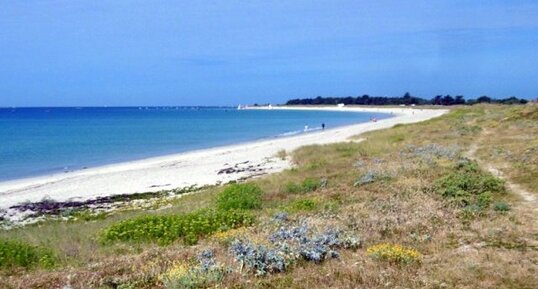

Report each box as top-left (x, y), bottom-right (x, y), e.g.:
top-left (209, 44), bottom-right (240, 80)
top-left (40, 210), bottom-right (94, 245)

top-left (284, 198), bottom-right (318, 213)
top-left (435, 159), bottom-right (505, 208)
top-left (216, 183), bottom-right (263, 211)
top-left (282, 178), bottom-right (321, 194)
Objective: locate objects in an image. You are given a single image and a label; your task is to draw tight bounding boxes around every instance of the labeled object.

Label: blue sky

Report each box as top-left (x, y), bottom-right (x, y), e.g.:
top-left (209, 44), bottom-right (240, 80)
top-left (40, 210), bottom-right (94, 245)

top-left (1, 1), bottom-right (537, 106)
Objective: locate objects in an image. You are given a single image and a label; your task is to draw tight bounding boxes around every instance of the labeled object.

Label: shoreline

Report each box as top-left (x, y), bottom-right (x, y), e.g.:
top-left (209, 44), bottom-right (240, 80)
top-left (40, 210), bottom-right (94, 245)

top-left (0, 106), bottom-right (447, 210)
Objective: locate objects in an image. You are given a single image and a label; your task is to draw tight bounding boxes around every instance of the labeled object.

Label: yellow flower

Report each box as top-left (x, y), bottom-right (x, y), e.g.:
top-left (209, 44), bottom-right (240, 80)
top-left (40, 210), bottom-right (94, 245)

top-left (212, 227), bottom-right (248, 243)
top-left (159, 262), bottom-right (190, 282)
top-left (367, 243), bottom-right (421, 264)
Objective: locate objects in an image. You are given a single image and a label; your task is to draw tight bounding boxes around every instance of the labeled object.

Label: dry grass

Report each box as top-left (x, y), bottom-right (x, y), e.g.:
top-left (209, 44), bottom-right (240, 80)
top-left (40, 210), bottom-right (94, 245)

top-left (1, 104), bottom-right (537, 289)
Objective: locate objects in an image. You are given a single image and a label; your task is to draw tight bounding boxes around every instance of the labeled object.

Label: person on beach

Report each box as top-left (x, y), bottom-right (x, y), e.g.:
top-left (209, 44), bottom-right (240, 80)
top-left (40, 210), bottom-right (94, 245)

top-left (322, 123), bottom-right (325, 130)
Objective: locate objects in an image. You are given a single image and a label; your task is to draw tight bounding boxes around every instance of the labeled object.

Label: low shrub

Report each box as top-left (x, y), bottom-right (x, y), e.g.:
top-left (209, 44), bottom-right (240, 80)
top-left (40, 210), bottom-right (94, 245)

top-left (283, 178), bottom-right (321, 194)
top-left (283, 182), bottom-right (303, 194)
top-left (0, 239), bottom-right (56, 269)
top-left (401, 143), bottom-right (460, 162)
top-left (269, 223), bottom-right (351, 263)
top-left (230, 219), bottom-right (358, 276)
top-left (100, 209), bottom-right (254, 245)
top-left (230, 239), bottom-right (288, 276)
top-left (354, 170), bottom-right (391, 187)
top-left (301, 178), bottom-right (321, 192)
top-left (285, 199), bottom-right (318, 213)
top-left (367, 243), bottom-right (421, 264)
top-left (435, 159), bottom-right (505, 208)
top-left (216, 183), bottom-right (263, 211)
top-left (494, 201), bottom-right (511, 212)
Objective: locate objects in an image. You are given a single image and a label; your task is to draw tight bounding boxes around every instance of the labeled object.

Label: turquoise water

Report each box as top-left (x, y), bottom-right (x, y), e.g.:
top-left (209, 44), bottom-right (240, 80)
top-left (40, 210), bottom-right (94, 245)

top-left (0, 107), bottom-right (389, 181)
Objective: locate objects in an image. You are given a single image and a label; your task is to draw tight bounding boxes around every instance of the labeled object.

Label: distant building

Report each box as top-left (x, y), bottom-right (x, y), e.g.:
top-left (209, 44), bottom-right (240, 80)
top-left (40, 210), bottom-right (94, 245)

top-left (337, 103), bottom-right (345, 107)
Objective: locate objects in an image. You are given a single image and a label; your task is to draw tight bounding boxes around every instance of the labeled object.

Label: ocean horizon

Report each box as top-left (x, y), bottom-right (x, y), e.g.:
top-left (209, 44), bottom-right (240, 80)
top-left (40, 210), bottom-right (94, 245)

top-left (0, 106), bottom-right (389, 182)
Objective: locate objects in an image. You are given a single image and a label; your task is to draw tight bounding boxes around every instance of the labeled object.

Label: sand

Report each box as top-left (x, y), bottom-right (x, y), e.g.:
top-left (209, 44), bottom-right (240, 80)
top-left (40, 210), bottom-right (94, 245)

top-left (0, 106), bottom-right (447, 209)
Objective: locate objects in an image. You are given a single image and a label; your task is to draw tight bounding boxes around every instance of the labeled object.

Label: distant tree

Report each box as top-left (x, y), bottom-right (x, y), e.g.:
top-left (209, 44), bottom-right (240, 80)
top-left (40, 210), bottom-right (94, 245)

top-left (441, 95), bottom-right (455, 105)
top-left (432, 95), bottom-right (443, 105)
top-left (476, 95), bottom-right (491, 103)
top-left (284, 93), bottom-right (527, 106)
top-left (477, 96), bottom-right (492, 103)
top-left (402, 92), bottom-right (412, 105)
top-left (454, 95), bottom-right (465, 105)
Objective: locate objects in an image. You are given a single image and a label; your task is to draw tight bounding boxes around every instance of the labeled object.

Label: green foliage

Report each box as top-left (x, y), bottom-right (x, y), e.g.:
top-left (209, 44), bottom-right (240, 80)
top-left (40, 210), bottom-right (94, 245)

top-left (301, 178), bottom-right (321, 192)
top-left (283, 182), bottom-right (303, 194)
top-left (100, 209), bottom-right (254, 245)
top-left (389, 134), bottom-right (405, 143)
top-left (283, 178), bottom-right (321, 194)
top-left (0, 239), bottom-right (56, 269)
top-left (494, 201), bottom-right (511, 212)
top-left (216, 183), bottom-right (263, 211)
top-left (285, 199), bottom-right (318, 213)
top-left (435, 159), bottom-right (505, 208)
top-left (305, 159), bottom-right (327, 170)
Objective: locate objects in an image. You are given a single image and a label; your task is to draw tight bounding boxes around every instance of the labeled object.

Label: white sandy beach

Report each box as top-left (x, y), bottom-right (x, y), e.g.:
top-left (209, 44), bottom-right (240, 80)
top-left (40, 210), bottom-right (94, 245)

top-left (0, 106), bottom-right (447, 209)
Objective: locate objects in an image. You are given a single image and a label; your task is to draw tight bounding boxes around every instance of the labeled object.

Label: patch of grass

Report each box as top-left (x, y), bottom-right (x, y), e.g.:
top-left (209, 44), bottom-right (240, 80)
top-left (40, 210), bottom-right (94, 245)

top-left (100, 209), bottom-right (254, 245)
top-left (435, 159), bottom-right (505, 208)
top-left (282, 178), bottom-right (321, 194)
top-left (389, 134), bottom-right (405, 143)
top-left (353, 170), bottom-right (392, 187)
top-left (493, 201), bottom-right (511, 212)
top-left (0, 239), bottom-right (56, 270)
top-left (284, 199), bottom-right (318, 213)
top-left (216, 183), bottom-right (263, 211)
top-left (301, 178), bottom-right (321, 192)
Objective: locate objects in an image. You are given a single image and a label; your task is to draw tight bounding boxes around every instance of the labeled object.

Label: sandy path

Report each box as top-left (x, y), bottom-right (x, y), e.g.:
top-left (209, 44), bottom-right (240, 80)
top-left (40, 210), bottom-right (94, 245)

top-left (0, 106), bottom-right (447, 209)
top-left (467, 141), bottom-right (537, 231)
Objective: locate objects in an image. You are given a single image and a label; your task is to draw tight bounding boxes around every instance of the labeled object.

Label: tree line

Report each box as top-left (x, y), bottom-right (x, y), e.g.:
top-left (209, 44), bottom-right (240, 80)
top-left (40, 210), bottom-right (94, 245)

top-left (285, 93), bottom-right (530, 106)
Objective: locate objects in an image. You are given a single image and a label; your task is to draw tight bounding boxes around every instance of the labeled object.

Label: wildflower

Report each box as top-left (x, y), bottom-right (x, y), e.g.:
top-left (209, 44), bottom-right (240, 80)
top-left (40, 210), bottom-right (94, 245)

top-left (367, 243), bottom-right (421, 264)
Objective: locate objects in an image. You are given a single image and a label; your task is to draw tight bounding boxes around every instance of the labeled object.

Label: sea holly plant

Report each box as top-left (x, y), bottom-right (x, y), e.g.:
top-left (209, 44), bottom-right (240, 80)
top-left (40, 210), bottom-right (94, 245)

top-left (229, 215), bottom-right (361, 275)
top-left (354, 170), bottom-right (392, 187)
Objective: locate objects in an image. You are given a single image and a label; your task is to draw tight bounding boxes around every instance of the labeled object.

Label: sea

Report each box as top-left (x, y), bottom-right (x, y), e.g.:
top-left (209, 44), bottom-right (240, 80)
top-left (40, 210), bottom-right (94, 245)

top-left (0, 107), bottom-right (390, 181)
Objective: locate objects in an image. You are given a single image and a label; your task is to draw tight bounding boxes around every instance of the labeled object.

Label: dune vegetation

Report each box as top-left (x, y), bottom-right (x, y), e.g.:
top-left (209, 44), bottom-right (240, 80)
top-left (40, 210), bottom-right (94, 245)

top-left (0, 104), bottom-right (536, 289)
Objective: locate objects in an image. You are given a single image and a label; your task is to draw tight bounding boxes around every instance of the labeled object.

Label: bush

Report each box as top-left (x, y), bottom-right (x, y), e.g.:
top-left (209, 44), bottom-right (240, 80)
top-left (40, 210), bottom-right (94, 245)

top-left (283, 182), bottom-right (303, 194)
top-left (283, 178), bottom-right (321, 194)
top-left (301, 178), bottom-right (320, 192)
top-left (0, 239), bottom-right (56, 269)
top-left (435, 159), bottom-right (505, 208)
top-left (229, 219), bottom-right (359, 276)
top-left (285, 199), bottom-right (318, 213)
top-left (367, 243), bottom-right (421, 264)
top-left (216, 183), bottom-right (263, 211)
top-left (100, 209), bottom-right (254, 245)
top-left (230, 239), bottom-right (288, 276)
top-left (494, 201), bottom-right (511, 212)
top-left (354, 170), bottom-right (391, 187)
